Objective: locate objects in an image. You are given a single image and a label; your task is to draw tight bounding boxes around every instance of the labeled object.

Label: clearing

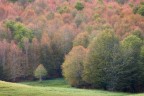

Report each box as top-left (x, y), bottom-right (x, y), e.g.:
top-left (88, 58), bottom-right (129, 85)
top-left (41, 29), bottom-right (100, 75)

top-left (0, 78), bottom-right (143, 96)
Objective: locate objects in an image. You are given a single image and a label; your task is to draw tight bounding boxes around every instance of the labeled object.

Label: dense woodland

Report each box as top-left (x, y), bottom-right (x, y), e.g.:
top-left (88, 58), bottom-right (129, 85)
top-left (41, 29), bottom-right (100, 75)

top-left (1, 0), bottom-right (144, 93)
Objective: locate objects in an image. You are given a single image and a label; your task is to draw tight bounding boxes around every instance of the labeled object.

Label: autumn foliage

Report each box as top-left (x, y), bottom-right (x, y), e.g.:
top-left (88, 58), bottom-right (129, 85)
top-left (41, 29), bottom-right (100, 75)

top-left (0, 0), bottom-right (144, 93)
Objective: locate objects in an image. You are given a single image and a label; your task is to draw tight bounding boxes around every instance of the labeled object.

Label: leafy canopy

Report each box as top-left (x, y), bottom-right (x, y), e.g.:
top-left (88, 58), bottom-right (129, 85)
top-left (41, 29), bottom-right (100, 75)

top-left (5, 20), bottom-right (34, 47)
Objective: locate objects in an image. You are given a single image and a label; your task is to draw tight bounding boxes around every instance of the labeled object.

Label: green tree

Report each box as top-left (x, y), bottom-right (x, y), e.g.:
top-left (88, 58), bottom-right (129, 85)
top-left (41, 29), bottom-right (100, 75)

top-left (62, 46), bottom-right (87, 87)
top-left (133, 5), bottom-right (140, 14)
top-left (74, 13), bottom-right (86, 27)
top-left (83, 29), bottom-right (120, 90)
top-left (132, 29), bottom-right (143, 40)
top-left (118, 35), bottom-right (143, 92)
top-left (57, 6), bottom-right (69, 14)
top-left (34, 64), bottom-right (47, 82)
top-left (137, 5), bottom-right (144, 16)
top-left (5, 20), bottom-right (34, 48)
top-left (138, 45), bottom-right (144, 91)
top-left (73, 32), bottom-right (89, 48)
top-left (75, 2), bottom-right (84, 11)
top-left (40, 32), bottom-right (54, 77)
top-left (133, 3), bottom-right (144, 16)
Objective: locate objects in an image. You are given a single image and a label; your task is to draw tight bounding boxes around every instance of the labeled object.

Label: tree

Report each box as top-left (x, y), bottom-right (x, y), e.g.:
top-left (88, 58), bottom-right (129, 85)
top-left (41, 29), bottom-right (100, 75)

top-left (115, 0), bottom-right (128, 4)
top-left (8, 0), bottom-right (34, 3)
top-left (133, 4), bottom-right (144, 16)
top-left (7, 41), bottom-right (23, 81)
top-left (40, 32), bottom-right (53, 77)
top-left (34, 64), bottom-right (47, 82)
top-left (75, 2), bottom-right (84, 11)
top-left (138, 45), bottom-right (144, 92)
top-left (118, 35), bottom-right (143, 92)
top-left (8, 0), bottom-right (17, 2)
top-left (23, 37), bottom-right (30, 76)
top-left (0, 64), bottom-right (3, 80)
top-left (73, 32), bottom-right (89, 48)
top-left (133, 5), bottom-right (140, 14)
top-left (83, 29), bottom-right (120, 90)
top-left (5, 20), bottom-right (34, 48)
top-left (57, 6), bottom-right (69, 14)
top-left (137, 5), bottom-right (144, 16)
top-left (74, 13), bottom-right (86, 27)
top-left (30, 38), bottom-right (40, 72)
top-left (0, 39), bottom-right (9, 80)
top-left (62, 46), bottom-right (87, 87)
top-left (51, 25), bottom-right (76, 77)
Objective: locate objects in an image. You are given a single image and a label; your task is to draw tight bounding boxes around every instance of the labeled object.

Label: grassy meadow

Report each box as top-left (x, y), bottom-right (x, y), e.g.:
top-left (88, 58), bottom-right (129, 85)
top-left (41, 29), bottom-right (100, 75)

top-left (0, 78), bottom-right (143, 96)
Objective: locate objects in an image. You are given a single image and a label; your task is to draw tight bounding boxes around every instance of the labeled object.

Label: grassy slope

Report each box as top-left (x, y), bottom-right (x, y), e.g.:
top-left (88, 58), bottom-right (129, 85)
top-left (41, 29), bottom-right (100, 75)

top-left (20, 78), bottom-right (70, 88)
top-left (0, 79), bottom-right (143, 96)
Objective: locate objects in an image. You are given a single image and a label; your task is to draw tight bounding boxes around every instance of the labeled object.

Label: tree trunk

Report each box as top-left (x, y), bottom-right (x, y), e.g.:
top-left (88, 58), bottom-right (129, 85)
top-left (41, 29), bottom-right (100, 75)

top-left (39, 75), bottom-right (42, 82)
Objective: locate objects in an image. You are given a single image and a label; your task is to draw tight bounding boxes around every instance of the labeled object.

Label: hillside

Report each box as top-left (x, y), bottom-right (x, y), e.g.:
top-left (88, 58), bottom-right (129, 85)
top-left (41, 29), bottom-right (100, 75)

top-left (0, 79), bottom-right (130, 96)
top-left (1, 0), bottom-right (144, 93)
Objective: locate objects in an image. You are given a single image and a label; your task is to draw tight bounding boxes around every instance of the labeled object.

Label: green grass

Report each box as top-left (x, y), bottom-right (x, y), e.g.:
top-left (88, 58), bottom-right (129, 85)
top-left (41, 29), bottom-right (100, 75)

top-left (0, 78), bottom-right (143, 96)
top-left (20, 78), bottom-right (70, 88)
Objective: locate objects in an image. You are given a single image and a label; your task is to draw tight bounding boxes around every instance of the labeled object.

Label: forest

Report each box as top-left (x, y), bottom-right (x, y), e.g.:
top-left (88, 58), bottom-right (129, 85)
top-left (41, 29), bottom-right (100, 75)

top-left (1, 0), bottom-right (144, 93)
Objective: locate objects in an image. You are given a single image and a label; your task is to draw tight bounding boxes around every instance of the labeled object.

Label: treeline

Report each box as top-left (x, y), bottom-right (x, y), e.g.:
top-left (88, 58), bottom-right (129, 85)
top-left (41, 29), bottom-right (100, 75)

top-left (62, 29), bottom-right (144, 92)
top-left (0, 20), bottom-right (76, 81)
